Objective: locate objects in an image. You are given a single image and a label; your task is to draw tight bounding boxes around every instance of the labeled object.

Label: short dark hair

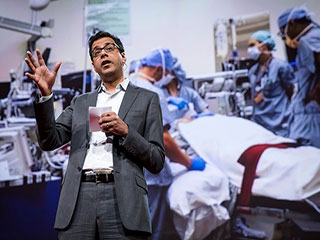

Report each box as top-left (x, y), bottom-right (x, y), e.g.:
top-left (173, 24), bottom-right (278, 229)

top-left (88, 31), bottom-right (125, 61)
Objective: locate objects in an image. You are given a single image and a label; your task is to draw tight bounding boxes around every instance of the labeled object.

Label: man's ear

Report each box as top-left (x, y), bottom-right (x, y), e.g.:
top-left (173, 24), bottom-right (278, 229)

top-left (121, 52), bottom-right (126, 65)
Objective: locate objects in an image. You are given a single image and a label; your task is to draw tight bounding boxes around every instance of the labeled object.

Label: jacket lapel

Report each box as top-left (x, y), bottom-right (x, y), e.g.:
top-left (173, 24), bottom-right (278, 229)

top-left (118, 82), bottom-right (140, 120)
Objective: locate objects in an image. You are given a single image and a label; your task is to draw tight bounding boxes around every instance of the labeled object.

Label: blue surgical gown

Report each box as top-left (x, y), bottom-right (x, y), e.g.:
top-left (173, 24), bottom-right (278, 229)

top-left (129, 74), bottom-right (187, 127)
top-left (249, 57), bottom-right (296, 136)
top-left (163, 83), bottom-right (208, 114)
top-left (288, 27), bottom-right (320, 148)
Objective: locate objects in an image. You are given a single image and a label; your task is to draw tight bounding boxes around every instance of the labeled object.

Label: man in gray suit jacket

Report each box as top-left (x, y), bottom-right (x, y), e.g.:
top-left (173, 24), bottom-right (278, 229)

top-left (25, 31), bottom-right (165, 239)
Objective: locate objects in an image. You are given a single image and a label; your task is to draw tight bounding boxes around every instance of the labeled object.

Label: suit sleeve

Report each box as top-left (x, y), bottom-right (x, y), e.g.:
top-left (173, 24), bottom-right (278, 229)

top-left (121, 94), bottom-right (165, 174)
top-left (34, 96), bottom-right (74, 151)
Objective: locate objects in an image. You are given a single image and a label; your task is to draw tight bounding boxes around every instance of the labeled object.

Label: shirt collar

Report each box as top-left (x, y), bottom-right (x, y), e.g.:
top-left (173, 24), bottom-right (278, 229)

top-left (119, 77), bottom-right (129, 90)
top-left (99, 77), bottom-right (129, 93)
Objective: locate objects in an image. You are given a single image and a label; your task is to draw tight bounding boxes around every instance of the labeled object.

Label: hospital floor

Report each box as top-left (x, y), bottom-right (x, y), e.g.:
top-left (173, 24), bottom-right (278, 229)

top-left (238, 213), bottom-right (320, 240)
top-left (201, 213), bottom-right (320, 240)
top-left (239, 214), bottom-right (282, 239)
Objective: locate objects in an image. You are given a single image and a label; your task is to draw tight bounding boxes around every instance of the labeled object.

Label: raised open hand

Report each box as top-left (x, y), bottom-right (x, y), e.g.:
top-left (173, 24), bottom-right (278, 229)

top-left (25, 49), bottom-right (62, 96)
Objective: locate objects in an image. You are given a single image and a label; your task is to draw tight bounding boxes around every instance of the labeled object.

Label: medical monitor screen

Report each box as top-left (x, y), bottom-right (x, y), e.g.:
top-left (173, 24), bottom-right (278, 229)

top-left (61, 70), bottom-right (91, 109)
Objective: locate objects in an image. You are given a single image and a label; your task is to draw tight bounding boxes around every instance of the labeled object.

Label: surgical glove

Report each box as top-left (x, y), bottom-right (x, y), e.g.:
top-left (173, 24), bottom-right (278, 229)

top-left (194, 112), bottom-right (214, 119)
top-left (168, 97), bottom-right (189, 110)
top-left (189, 157), bottom-right (206, 171)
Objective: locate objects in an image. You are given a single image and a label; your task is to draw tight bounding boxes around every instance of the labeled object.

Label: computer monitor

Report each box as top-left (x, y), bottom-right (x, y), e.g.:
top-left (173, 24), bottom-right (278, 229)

top-left (0, 126), bottom-right (33, 180)
top-left (61, 70), bottom-right (91, 109)
top-left (0, 82), bottom-right (11, 99)
top-left (42, 48), bottom-right (51, 66)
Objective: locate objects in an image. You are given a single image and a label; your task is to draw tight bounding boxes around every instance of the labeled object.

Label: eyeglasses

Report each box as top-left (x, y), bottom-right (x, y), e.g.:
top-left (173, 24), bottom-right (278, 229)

top-left (91, 42), bottom-right (121, 58)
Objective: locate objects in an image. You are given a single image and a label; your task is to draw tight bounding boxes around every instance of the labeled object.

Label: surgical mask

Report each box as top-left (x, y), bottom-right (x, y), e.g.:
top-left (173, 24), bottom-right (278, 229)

top-left (154, 73), bottom-right (174, 88)
top-left (247, 46), bottom-right (261, 61)
top-left (153, 48), bottom-right (174, 88)
top-left (136, 72), bottom-right (156, 83)
top-left (285, 36), bottom-right (298, 49)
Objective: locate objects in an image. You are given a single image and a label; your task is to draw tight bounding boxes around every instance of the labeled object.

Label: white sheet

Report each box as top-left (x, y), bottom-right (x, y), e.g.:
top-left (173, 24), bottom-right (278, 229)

top-left (168, 162), bottom-right (230, 240)
top-left (179, 114), bottom-right (320, 200)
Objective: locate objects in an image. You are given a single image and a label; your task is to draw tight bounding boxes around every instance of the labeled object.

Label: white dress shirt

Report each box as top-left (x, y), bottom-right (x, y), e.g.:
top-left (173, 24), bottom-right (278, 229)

top-left (82, 78), bottom-right (129, 170)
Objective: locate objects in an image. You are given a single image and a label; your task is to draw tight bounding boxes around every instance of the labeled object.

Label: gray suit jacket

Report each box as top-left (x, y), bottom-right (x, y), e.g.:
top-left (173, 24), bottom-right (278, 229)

top-left (33, 82), bottom-right (165, 234)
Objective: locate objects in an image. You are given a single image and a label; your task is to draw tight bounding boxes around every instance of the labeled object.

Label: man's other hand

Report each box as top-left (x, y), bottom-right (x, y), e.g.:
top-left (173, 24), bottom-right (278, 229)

top-left (99, 112), bottom-right (128, 136)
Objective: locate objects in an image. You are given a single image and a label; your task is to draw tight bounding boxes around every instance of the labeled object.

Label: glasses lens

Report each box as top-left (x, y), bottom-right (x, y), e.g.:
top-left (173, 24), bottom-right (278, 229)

top-left (93, 43), bottom-right (119, 58)
top-left (104, 44), bottom-right (116, 53)
top-left (93, 49), bottom-right (101, 57)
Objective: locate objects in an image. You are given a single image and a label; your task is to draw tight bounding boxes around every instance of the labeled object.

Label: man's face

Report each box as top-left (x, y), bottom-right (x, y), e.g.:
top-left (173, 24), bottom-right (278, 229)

top-left (91, 37), bottom-right (126, 81)
top-left (148, 66), bottom-right (163, 81)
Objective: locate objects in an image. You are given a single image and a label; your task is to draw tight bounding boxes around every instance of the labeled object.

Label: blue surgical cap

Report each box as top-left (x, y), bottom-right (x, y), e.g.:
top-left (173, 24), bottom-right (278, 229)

top-left (172, 57), bottom-right (187, 82)
top-left (278, 6), bottom-right (312, 28)
top-left (251, 30), bottom-right (276, 50)
top-left (129, 60), bottom-right (140, 73)
top-left (140, 48), bottom-right (174, 71)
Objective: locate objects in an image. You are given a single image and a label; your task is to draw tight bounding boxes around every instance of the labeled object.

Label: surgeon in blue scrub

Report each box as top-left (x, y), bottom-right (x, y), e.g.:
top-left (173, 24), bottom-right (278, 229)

top-left (130, 49), bottom-right (188, 127)
top-left (278, 6), bottom-right (320, 147)
top-left (247, 30), bottom-right (296, 137)
top-left (130, 48), bottom-right (206, 171)
top-left (130, 48), bottom-right (206, 240)
top-left (160, 57), bottom-right (210, 115)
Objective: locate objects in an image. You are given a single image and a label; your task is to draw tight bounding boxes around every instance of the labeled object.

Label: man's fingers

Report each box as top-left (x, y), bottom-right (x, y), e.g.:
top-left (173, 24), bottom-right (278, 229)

top-left (100, 119), bottom-right (127, 136)
top-left (36, 49), bottom-right (46, 67)
top-left (27, 51), bottom-right (39, 68)
top-left (25, 58), bottom-right (36, 73)
top-left (99, 116), bottom-right (110, 124)
top-left (25, 72), bottom-right (37, 81)
top-left (101, 121), bottom-right (113, 130)
top-left (52, 61), bottom-right (62, 75)
top-left (101, 112), bottom-right (116, 117)
top-left (99, 112), bottom-right (117, 123)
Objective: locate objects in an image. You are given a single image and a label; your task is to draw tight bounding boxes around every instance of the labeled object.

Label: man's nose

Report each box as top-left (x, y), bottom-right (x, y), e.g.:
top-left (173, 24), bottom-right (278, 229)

top-left (100, 51), bottom-right (108, 58)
